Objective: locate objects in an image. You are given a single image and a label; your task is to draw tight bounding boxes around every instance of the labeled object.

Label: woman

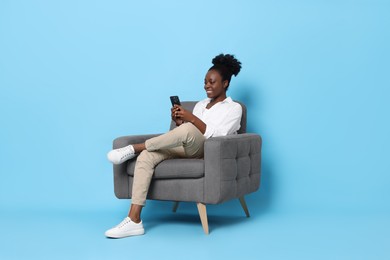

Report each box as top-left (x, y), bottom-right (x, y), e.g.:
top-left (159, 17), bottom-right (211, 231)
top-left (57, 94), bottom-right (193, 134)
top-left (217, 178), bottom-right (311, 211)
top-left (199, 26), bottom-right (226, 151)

top-left (105, 54), bottom-right (242, 238)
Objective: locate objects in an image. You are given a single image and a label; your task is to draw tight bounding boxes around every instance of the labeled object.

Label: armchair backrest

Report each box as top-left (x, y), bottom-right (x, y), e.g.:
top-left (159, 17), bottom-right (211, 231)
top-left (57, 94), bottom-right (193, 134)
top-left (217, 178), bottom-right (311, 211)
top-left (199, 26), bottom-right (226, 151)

top-left (169, 101), bottom-right (247, 134)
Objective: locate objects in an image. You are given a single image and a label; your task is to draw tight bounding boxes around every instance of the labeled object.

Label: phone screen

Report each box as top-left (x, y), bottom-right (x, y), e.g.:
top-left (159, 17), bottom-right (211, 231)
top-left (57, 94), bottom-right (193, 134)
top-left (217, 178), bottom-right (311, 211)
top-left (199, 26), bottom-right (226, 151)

top-left (170, 96), bottom-right (181, 107)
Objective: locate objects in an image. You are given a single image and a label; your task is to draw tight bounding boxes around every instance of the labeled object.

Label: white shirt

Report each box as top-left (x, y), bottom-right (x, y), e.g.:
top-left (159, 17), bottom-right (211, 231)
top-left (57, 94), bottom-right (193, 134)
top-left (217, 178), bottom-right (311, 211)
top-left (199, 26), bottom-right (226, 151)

top-left (193, 97), bottom-right (242, 139)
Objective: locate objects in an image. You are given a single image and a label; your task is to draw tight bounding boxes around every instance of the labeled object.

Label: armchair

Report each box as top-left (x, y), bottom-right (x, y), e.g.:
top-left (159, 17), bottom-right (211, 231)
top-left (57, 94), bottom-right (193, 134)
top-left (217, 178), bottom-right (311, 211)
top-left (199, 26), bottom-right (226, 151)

top-left (111, 101), bottom-right (262, 234)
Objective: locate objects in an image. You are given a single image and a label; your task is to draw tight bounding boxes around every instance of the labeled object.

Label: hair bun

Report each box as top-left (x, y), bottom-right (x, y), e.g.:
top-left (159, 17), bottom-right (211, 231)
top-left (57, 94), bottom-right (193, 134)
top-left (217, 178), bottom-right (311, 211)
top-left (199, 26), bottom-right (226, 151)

top-left (212, 54), bottom-right (242, 77)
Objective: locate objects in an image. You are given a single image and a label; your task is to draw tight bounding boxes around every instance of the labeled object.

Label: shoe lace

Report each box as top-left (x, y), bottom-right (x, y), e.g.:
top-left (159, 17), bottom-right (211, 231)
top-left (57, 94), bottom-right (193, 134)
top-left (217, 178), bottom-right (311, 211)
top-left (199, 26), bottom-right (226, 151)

top-left (116, 218), bottom-right (131, 229)
top-left (116, 146), bottom-right (133, 159)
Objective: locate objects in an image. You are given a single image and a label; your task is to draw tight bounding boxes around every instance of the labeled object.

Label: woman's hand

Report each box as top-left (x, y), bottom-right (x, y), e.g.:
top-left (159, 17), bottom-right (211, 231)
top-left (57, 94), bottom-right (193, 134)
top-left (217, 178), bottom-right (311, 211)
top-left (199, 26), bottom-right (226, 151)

top-left (171, 105), bottom-right (185, 126)
top-left (172, 105), bottom-right (195, 123)
top-left (171, 104), bottom-right (206, 134)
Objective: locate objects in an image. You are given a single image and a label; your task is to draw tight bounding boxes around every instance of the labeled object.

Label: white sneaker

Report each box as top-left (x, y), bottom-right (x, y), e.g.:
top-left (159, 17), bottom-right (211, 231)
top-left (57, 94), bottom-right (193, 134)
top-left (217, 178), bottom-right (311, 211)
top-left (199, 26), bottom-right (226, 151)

top-left (107, 145), bottom-right (136, 164)
top-left (105, 217), bottom-right (145, 238)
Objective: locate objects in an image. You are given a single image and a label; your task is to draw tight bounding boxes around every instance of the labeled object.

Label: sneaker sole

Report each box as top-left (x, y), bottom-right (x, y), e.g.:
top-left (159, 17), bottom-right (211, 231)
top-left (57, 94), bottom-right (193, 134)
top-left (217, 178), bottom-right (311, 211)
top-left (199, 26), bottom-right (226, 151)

top-left (105, 229), bottom-right (145, 239)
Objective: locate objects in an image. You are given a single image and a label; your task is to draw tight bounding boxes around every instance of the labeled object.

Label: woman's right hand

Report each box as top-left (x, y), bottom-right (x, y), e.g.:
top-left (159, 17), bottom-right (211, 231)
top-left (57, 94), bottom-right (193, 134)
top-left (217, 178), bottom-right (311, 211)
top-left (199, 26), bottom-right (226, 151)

top-left (171, 105), bottom-right (184, 126)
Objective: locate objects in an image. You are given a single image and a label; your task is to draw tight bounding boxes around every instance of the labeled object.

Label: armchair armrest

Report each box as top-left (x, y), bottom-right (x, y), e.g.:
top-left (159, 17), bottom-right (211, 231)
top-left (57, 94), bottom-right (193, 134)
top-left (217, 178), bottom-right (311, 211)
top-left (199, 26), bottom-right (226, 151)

top-left (203, 133), bottom-right (262, 204)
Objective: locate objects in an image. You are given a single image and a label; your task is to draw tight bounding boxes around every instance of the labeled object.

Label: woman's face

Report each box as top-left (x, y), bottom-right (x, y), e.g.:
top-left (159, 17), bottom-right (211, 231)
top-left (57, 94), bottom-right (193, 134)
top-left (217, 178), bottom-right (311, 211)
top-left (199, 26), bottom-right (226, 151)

top-left (204, 69), bottom-right (228, 100)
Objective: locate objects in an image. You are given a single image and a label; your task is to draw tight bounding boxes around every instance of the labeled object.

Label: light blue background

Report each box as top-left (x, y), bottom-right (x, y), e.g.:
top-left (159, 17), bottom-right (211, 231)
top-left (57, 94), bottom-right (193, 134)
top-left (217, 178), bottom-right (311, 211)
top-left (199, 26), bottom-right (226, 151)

top-left (1, 0), bottom-right (389, 259)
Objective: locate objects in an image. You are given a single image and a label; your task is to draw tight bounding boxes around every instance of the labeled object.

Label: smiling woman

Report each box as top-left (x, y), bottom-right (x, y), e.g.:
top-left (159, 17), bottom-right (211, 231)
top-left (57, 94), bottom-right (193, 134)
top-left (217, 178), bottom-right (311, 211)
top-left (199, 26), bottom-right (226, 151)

top-left (105, 53), bottom-right (243, 238)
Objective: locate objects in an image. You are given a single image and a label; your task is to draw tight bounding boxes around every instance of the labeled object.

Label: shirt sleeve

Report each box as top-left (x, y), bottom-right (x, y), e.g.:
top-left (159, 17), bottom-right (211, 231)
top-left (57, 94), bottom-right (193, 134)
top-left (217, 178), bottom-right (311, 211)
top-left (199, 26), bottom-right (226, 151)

top-left (203, 103), bottom-right (242, 138)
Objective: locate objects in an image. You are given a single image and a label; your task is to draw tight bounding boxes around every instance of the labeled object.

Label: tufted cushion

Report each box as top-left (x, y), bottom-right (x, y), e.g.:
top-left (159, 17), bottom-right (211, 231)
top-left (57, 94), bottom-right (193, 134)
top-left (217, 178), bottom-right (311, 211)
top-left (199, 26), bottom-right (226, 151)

top-left (127, 158), bottom-right (205, 179)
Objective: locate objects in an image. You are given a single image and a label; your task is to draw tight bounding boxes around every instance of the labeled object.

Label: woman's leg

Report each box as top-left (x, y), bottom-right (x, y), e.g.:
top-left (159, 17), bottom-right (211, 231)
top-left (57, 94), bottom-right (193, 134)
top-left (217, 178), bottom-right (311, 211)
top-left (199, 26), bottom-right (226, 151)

top-left (145, 123), bottom-right (206, 157)
top-left (132, 143), bottom-right (145, 153)
top-left (105, 123), bottom-right (206, 238)
top-left (108, 123), bottom-right (205, 164)
top-left (128, 204), bottom-right (143, 223)
top-left (131, 149), bottom-right (173, 208)
top-left (105, 149), bottom-right (173, 239)
top-left (129, 123), bottom-right (205, 221)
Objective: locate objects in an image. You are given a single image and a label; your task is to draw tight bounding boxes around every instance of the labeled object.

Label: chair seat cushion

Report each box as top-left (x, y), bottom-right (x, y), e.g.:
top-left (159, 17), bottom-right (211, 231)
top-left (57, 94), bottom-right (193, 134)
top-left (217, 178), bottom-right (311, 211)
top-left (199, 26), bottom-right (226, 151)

top-left (127, 158), bottom-right (205, 179)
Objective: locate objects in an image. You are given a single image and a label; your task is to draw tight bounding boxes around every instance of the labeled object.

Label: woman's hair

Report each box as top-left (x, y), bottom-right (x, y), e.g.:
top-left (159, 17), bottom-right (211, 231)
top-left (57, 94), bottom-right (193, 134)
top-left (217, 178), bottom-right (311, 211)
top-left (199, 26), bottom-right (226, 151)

top-left (209, 54), bottom-right (242, 89)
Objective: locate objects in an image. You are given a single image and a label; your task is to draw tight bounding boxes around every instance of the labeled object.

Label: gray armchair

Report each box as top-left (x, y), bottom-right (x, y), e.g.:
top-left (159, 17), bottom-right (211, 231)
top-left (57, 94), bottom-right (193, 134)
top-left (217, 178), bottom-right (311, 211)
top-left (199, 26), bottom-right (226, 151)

top-left (111, 101), bottom-right (262, 234)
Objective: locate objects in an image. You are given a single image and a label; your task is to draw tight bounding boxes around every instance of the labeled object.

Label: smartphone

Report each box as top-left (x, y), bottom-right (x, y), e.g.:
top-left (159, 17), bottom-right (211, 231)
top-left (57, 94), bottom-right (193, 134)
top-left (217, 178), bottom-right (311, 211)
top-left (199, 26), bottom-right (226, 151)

top-left (170, 96), bottom-right (181, 107)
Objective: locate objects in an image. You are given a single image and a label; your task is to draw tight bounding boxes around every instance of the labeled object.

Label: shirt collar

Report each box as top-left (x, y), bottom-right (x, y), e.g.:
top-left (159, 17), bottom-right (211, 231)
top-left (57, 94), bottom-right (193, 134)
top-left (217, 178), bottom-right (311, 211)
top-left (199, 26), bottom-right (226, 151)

top-left (206, 96), bottom-right (233, 104)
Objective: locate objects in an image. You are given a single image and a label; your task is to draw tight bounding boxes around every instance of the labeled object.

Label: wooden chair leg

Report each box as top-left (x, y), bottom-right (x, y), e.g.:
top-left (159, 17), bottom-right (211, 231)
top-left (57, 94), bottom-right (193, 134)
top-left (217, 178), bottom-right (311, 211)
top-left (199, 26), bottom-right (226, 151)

top-left (196, 203), bottom-right (209, 234)
top-left (172, 201), bottom-right (180, 213)
top-left (239, 196), bottom-right (250, 217)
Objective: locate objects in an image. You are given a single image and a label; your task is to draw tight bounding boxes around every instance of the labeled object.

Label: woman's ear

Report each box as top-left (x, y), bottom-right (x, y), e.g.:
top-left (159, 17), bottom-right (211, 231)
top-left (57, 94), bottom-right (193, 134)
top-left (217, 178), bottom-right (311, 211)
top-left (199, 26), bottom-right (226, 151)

top-left (223, 80), bottom-right (229, 89)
